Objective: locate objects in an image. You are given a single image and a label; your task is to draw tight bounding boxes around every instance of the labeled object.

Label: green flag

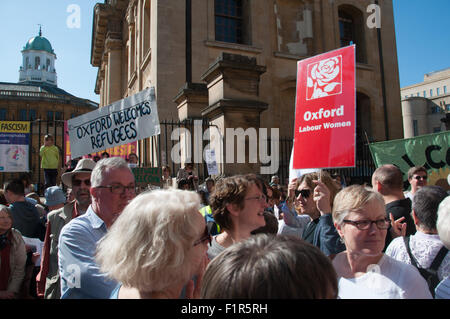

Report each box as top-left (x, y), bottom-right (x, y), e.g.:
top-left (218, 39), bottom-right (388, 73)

top-left (369, 131), bottom-right (449, 188)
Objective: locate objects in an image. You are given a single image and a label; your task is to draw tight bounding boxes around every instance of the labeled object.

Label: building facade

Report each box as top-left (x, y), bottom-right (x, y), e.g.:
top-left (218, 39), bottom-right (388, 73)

top-left (401, 67), bottom-right (450, 138)
top-left (0, 30), bottom-right (98, 191)
top-left (91, 0), bottom-right (403, 180)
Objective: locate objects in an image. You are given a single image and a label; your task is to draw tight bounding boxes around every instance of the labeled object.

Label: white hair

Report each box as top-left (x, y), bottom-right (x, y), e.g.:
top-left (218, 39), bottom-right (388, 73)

top-left (90, 157), bottom-right (131, 187)
top-left (96, 189), bottom-right (202, 292)
top-left (437, 196), bottom-right (450, 249)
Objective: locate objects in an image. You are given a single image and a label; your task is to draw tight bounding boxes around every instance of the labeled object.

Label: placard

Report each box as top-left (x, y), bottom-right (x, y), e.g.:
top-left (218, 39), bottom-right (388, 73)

top-left (0, 121), bottom-right (30, 172)
top-left (293, 45), bottom-right (356, 169)
top-left (68, 87), bottom-right (160, 159)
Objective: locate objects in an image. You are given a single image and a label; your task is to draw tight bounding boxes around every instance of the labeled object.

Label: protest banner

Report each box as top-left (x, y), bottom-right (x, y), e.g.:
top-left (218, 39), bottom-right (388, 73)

top-left (67, 87), bottom-right (160, 159)
top-left (369, 131), bottom-right (450, 188)
top-left (64, 121), bottom-right (137, 163)
top-left (0, 121), bottom-right (30, 172)
top-left (293, 45), bottom-right (356, 169)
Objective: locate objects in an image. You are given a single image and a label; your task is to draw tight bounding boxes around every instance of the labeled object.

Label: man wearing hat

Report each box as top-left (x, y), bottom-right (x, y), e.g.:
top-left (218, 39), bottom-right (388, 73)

top-left (36, 158), bottom-right (96, 299)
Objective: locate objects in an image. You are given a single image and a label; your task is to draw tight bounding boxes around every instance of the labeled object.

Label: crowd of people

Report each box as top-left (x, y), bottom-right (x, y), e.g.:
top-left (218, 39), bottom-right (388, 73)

top-left (0, 141), bottom-right (449, 299)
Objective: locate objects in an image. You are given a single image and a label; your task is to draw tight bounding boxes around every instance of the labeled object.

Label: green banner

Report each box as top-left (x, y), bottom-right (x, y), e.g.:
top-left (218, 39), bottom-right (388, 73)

top-left (369, 131), bottom-right (449, 189)
top-left (132, 167), bottom-right (161, 187)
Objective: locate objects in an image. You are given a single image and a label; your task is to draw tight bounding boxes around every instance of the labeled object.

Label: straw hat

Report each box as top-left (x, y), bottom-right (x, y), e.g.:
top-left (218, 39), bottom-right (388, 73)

top-left (61, 158), bottom-right (96, 187)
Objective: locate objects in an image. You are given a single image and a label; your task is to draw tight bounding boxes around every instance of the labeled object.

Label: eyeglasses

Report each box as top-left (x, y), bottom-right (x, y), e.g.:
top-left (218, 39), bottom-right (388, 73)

top-left (245, 194), bottom-right (267, 203)
top-left (72, 179), bottom-right (91, 187)
top-left (295, 189), bottom-right (311, 199)
top-left (95, 184), bottom-right (136, 195)
top-left (413, 175), bottom-right (427, 181)
top-left (193, 226), bottom-right (212, 246)
top-left (342, 218), bottom-right (390, 230)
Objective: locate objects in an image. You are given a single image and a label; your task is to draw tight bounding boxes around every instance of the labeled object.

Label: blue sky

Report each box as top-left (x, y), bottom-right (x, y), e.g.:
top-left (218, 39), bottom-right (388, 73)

top-left (0, 0), bottom-right (449, 104)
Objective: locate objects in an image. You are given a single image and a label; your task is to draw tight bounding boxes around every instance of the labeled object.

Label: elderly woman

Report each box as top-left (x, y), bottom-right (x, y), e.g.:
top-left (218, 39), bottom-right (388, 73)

top-left (332, 185), bottom-right (432, 298)
top-left (0, 205), bottom-right (27, 299)
top-left (201, 234), bottom-right (338, 298)
top-left (207, 174), bottom-right (267, 260)
top-left (96, 189), bottom-right (209, 299)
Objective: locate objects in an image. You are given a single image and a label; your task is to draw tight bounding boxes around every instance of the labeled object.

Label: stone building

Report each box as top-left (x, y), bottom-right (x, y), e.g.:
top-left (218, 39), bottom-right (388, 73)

top-left (401, 67), bottom-right (450, 138)
top-left (91, 0), bottom-right (402, 180)
top-left (0, 29), bottom-right (98, 191)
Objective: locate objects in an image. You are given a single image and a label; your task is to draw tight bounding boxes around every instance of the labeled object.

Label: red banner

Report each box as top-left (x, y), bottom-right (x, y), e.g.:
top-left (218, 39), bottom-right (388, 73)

top-left (293, 45), bottom-right (356, 169)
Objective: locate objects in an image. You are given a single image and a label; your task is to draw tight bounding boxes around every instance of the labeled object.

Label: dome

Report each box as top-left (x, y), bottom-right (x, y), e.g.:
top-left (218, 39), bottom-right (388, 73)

top-left (23, 35), bottom-right (54, 54)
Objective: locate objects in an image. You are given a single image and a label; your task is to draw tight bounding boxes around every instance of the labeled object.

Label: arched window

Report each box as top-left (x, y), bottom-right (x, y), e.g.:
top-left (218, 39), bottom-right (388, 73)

top-left (142, 0), bottom-right (151, 55)
top-left (46, 58), bottom-right (50, 71)
top-left (35, 56), bottom-right (40, 69)
top-left (338, 5), bottom-right (366, 63)
top-left (26, 57), bottom-right (29, 69)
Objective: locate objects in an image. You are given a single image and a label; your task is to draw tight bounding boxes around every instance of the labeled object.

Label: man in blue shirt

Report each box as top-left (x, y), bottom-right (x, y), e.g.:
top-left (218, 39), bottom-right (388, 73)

top-left (58, 157), bottom-right (136, 298)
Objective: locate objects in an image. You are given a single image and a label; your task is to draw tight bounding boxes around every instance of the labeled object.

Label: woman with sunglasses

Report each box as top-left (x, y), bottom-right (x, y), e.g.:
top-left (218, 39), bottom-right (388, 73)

top-left (96, 189), bottom-right (209, 299)
top-left (282, 171), bottom-right (344, 258)
top-left (332, 185), bottom-right (432, 298)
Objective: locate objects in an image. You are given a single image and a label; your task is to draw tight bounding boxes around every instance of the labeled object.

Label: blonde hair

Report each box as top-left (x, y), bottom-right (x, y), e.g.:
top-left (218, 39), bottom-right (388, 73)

top-left (332, 185), bottom-right (385, 225)
top-left (96, 189), bottom-right (202, 292)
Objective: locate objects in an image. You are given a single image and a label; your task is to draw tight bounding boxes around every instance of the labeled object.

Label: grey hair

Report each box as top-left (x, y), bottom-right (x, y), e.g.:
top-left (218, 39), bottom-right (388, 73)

top-left (437, 196), bottom-right (450, 249)
top-left (412, 186), bottom-right (448, 232)
top-left (90, 157), bottom-right (131, 187)
top-left (332, 184), bottom-right (385, 225)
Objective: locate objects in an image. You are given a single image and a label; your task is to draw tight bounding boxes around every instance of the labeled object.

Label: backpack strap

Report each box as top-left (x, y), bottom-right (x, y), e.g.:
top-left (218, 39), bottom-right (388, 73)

top-left (403, 235), bottom-right (420, 268)
top-left (403, 235), bottom-right (448, 271)
top-left (429, 245), bottom-right (449, 271)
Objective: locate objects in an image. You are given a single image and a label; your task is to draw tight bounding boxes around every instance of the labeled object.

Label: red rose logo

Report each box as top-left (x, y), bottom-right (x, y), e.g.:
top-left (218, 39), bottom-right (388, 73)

top-left (306, 55), bottom-right (342, 100)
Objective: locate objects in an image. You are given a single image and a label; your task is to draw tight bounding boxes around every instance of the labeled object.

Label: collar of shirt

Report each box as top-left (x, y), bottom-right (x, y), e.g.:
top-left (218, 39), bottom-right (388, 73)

top-left (85, 205), bottom-right (106, 230)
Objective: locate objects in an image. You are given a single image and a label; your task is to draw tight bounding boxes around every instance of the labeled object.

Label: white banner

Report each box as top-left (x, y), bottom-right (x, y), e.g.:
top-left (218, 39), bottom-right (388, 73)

top-left (205, 148), bottom-right (219, 175)
top-left (68, 88), bottom-right (160, 159)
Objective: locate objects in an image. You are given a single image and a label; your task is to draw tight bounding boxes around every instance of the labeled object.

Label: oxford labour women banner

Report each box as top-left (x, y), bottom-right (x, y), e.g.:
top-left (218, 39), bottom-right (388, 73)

top-left (293, 45), bottom-right (356, 169)
top-left (68, 87), bottom-right (160, 159)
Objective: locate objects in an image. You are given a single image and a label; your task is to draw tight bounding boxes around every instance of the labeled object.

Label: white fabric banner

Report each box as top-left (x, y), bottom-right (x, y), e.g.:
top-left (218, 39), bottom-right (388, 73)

top-left (68, 88), bottom-right (160, 159)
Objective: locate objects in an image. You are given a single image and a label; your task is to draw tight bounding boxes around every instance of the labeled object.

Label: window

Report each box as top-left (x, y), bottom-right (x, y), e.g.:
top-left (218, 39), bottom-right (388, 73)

top-left (0, 109), bottom-right (7, 120)
top-left (437, 87), bottom-right (440, 95)
top-left (26, 57), bottom-right (30, 69)
top-left (446, 104), bottom-right (450, 111)
top-left (338, 5), bottom-right (366, 63)
top-left (430, 89), bottom-right (433, 97)
top-left (46, 59), bottom-right (50, 71)
top-left (423, 90), bottom-right (426, 98)
top-left (18, 109), bottom-right (36, 120)
top-left (417, 92), bottom-right (420, 97)
top-left (47, 111), bottom-right (54, 120)
top-left (55, 112), bottom-right (62, 121)
top-left (215, 0), bottom-right (244, 44)
top-left (431, 106), bottom-right (441, 114)
top-left (413, 120), bottom-right (418, 137)
top-left (35, 57), bottom-right (40, 70)
top-left (142, 0), bottom-right (151, 55)
top-left (444, 86), bottom-right (447, 94)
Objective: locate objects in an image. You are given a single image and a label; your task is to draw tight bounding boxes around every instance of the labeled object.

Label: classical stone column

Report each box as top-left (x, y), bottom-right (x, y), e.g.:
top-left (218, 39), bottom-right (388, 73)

top-left (105, 32), bottom-right (122, 105)
top-left (200, 53), bottom-right (268, 176)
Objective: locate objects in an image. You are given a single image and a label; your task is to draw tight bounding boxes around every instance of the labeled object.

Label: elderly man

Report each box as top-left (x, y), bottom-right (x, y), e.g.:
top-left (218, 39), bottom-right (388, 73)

top-left (36, 158), bottom-right (96, 299)
top-left (372, 164), bottom-right (415, 249)
top-left (58, 157), bottom-right (136, 298)
top-left (405, 166), bottom-right (428, 200)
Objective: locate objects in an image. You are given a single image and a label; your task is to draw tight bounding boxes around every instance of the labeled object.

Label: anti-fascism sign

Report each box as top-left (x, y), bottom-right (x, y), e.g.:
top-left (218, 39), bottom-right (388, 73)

top-left (293, 45), bottom-right (356, 169)
top-left (369, 131), bottom-right (450, 188)
top-left (68, 87), bottom-right (160, 159)
top-left (0, 121), bottom-right (30, 172)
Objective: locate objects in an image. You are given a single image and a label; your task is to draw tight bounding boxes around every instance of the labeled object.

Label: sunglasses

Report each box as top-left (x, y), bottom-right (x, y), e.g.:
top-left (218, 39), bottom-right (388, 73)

top-left (295, 189), bottom-right (311, 198)
top-left (193, 226), bottom-right (212, 246)
top-left (72, 179), bottom-right (91, 187)
top-left (413, 175), bottom-right (427, 181)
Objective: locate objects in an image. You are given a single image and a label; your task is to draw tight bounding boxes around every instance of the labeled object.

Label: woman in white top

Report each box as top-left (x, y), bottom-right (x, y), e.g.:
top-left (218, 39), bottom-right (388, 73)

top-left (331, 185), bottom-right (432, 299)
